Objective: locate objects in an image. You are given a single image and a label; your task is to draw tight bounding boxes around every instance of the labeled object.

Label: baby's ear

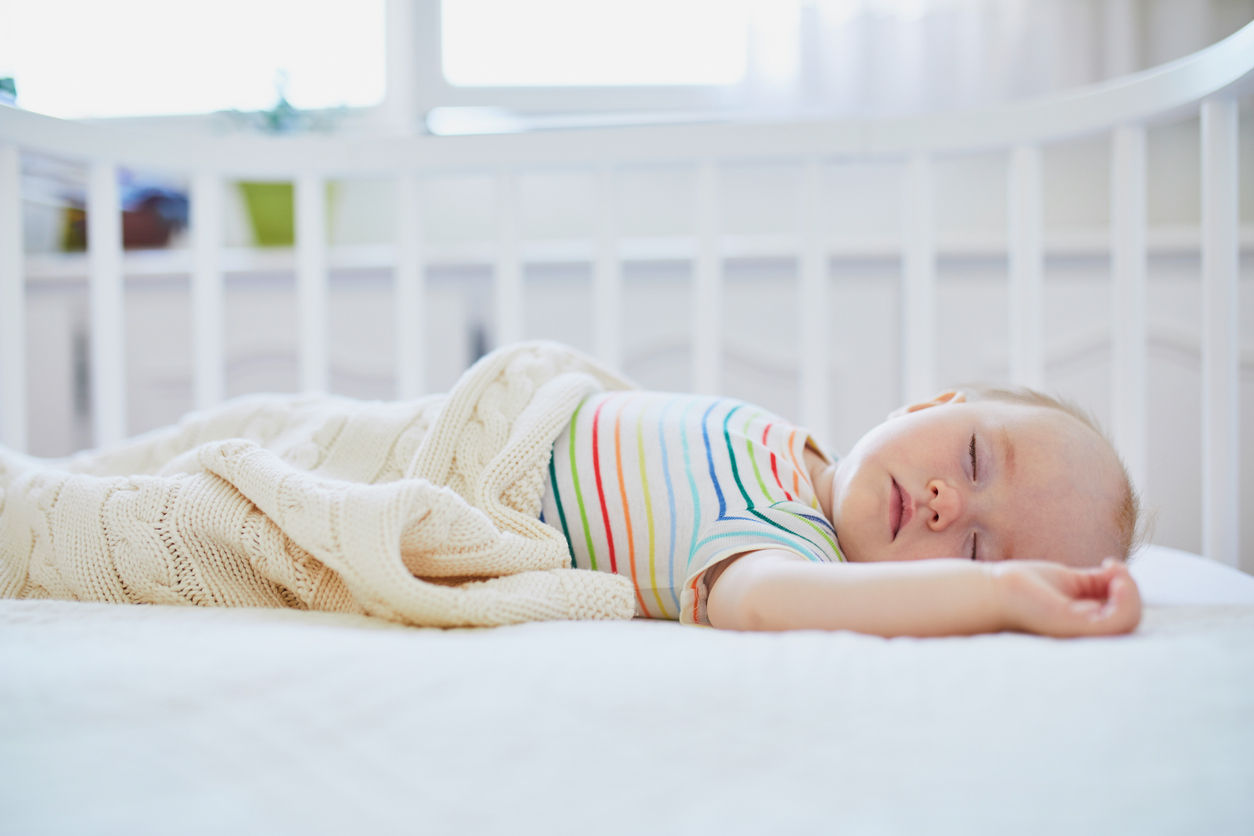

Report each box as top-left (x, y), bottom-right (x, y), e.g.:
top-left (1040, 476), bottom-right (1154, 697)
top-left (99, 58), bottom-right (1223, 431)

top-left (887, 390), bottom-right (967, 419)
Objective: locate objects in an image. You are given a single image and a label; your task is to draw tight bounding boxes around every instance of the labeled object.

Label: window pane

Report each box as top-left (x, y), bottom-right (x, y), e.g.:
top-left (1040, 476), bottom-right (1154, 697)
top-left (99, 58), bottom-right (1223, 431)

top-left (0, 0), bottom-right (385, 118)
top-left (442, 0), bottom-right (748, 87)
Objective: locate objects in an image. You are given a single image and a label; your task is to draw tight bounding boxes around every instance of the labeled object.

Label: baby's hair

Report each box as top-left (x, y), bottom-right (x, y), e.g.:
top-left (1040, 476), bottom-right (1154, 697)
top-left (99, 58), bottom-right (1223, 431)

top-left (958, 385), bottom-right (1143, 562)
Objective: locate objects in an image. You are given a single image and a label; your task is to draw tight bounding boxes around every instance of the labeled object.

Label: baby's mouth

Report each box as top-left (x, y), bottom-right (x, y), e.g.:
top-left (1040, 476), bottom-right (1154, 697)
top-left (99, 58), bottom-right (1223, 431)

top-left (890, 479), bottom-right (903, 540)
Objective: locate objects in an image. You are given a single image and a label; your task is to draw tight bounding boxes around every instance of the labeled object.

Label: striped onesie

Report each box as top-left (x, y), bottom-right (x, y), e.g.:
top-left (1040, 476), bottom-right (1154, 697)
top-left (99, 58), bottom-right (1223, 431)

top-left (540, 392), bottom-right (844, 625)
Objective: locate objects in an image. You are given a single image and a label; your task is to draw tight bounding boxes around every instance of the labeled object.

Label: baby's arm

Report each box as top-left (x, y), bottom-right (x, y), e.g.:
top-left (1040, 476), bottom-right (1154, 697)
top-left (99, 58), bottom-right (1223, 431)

top-left (705, 551), bottom-right (1141, 637)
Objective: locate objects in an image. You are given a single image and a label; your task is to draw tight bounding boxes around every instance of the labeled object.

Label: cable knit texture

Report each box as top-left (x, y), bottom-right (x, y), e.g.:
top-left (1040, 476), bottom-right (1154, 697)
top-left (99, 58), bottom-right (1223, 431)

top-left (0, 343), bottom-right (638, 626)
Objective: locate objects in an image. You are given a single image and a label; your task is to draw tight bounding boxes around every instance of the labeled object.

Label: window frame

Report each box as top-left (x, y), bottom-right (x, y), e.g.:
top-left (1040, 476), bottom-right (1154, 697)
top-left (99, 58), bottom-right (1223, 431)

top-left (404, 0), bottom-right (750, 118)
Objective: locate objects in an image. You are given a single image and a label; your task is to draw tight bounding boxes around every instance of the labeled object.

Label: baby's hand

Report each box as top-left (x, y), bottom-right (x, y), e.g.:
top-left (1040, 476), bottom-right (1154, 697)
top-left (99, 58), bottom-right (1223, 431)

top-left (992, 558), bottom-right (1141, 637)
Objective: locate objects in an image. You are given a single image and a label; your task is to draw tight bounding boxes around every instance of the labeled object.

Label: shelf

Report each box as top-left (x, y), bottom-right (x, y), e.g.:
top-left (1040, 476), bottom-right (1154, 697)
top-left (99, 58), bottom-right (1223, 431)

top-left (22, 226), bottom-right (1254, 283)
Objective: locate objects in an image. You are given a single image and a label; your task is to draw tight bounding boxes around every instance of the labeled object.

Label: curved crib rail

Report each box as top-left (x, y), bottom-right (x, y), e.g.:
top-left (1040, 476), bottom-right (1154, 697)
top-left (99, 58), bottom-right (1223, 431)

top-left (1, 21), bottom-right (1251, 566)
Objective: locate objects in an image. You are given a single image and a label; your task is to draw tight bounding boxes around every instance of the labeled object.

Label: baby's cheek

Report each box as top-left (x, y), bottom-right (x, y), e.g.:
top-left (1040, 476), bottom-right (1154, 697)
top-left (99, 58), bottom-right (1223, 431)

top-left (831, 495), bottom-right (874, 562)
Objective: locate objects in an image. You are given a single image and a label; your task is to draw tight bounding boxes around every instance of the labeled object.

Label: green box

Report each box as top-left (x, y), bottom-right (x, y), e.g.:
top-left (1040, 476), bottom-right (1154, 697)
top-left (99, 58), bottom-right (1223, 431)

top-left (238, 181), bottom-right (295, 247)
top-left (238, 181), bottom-right (340, 248)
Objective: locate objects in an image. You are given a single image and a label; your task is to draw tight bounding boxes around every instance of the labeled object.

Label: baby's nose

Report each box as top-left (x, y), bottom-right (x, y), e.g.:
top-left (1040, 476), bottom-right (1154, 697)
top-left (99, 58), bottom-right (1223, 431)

top-left (925, 479), bottom-right (964, 531)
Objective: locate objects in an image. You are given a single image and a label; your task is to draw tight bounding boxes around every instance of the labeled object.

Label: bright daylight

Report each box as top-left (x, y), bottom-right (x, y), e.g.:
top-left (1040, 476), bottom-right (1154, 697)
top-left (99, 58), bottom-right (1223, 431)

top-left (0, 0), bottom-right (386, 118)
top-left (441, 0), bottom-right (748, 86)
top-left (0, 2), bottom-right (1252, 834)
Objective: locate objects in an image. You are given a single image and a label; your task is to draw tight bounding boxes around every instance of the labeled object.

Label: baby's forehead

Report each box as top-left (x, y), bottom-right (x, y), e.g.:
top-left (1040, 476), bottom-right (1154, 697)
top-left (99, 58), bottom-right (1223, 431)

top-left (967, 399), bottom-right (1088, 441)
top-left (963, 400), bottom-right (1120, 483)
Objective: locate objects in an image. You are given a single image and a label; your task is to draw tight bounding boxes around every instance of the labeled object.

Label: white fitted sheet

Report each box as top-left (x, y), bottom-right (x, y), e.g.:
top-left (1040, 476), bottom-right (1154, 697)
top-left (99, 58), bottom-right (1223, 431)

top-left (1130, 544), bottom-right (1254, 606)
top-left (2, 546), bottom-right (1251, 836)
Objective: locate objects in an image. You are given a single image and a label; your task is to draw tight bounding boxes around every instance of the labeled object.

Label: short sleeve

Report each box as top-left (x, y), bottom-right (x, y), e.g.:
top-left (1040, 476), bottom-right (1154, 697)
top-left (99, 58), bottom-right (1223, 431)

top-left (679, 543), bottom-right (814, 626)
top-left (677, 499), bottom-right (843, 626)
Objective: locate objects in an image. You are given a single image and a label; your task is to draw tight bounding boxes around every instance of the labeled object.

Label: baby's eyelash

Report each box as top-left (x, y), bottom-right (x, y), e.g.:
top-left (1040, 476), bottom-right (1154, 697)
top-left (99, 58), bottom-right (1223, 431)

top-left (968, 435), bottom-right (979, 559)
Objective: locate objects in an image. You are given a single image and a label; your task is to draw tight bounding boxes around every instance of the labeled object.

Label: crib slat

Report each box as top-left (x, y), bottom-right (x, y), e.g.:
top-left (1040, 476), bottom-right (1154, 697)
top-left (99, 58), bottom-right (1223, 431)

top-left (295, 174), bottom-right (328, 393)
top-left (0, 144), bottom-right (26, 452)
top-left (593, 165), bottom-right (622, 370)
top-left (495, 170), bottom-right (524, 348)
top-left (902, 154), bottom-right (935, 404)
top-left (1110, 126), bottom-right (1148, 489)
top-left (88, 161), bottom-right (126, 445)
top-left (395, 173), bottom-right (426, 398)
top-left (798, 158), bottom-right (829, 439)
top-left (694, 161), bottom-right (722, 395)
top-left (1008, 145), bottom-right (1044, 390)
top-left (191, 173), bottom-right (225, 410)
top-left (1200, 97), bottom-right (1240, 568)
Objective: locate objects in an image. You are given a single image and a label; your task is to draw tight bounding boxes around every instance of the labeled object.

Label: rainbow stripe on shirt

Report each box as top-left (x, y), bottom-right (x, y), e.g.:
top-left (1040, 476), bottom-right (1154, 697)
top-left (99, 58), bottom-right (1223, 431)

top-left (540, 392), bottom-right (844, 622)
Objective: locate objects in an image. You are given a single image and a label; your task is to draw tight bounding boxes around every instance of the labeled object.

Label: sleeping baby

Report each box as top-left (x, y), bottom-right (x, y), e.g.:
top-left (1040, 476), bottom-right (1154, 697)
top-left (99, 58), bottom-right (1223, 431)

top-left (0, 341), bottom-right (1141, 635)
top-left (539, 385), bottom-right (1142, 638)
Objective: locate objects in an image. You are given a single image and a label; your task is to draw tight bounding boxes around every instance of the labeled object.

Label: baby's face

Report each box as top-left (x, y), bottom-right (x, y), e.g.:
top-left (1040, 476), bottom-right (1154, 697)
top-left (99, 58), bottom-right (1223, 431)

top-left (826, 398), bottom-right (1124, 567)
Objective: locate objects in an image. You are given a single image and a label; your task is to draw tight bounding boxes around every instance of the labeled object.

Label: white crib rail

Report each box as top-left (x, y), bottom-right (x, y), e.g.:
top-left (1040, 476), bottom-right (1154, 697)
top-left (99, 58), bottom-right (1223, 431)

top-left (1, 21), bottom-right (1252, 567)
top-left (295, 174), bottom-right (330, 393)
top-left (1110, 125), bottom-right (1148, 490)
top-left (1201, 97), bottom-right (1241, 568)
top-left (900, 154), bottom-right (936, 405)
top-left (190, 173), bottom-right (225, 410)
top-left (797, 157), bottom-right (828, 434)
top-left (395, 172), bottom-right (426, 399)
top-left (592, 165), bottom-right (622, 371)
top-left (86, 161), bottom-right (126, 446)
top-left (0, 144), bottom-right (23, 453)
top-left (693, 161), bottom-right (722, 395)
top-left (1008, 145), bottom-right (1044, 392)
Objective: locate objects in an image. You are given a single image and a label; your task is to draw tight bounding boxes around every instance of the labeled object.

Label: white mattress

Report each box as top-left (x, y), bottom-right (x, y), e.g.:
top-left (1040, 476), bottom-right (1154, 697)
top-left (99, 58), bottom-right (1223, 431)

top-left (2, 545), bottom-right (1252, 835)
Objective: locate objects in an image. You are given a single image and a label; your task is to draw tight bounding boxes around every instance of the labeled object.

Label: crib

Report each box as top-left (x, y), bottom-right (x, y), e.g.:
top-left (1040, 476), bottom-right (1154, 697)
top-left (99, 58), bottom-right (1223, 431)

top-left (2, 20), bottom-right (1254, 836)
top-left (1, 21), bottom-right (1251, 569)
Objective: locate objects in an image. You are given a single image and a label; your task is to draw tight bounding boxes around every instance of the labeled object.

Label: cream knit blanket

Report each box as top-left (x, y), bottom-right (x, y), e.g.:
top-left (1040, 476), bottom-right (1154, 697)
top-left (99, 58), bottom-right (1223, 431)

top-left (0, 343), bottom-right (638, 626)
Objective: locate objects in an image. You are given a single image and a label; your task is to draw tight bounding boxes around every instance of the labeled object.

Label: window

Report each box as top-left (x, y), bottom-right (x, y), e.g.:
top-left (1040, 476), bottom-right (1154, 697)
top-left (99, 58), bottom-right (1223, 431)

top-left (441, 0), bottom-right (748, 87)
top-left (0, 0), bottom-right (385, 119)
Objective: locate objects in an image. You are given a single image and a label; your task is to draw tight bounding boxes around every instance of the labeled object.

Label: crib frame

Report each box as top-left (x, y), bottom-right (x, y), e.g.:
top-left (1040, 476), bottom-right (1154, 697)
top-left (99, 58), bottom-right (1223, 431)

top-left (0, 22), bottom-right (1251, 567)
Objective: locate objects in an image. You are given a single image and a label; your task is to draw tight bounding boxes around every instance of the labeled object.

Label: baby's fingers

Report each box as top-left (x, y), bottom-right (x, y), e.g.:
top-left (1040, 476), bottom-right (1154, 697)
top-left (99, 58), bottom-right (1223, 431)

top-left (1069, 599), bottom-right (1102, 616)
top-left (1071, 573), bottom-right (1141, 635)
top-left (1100, 574), bottom-right (1141, 632)
top-left (999, 561), bottom-right (1140, 637)
top-left (1068, 557), bottom-right (1126, 599)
